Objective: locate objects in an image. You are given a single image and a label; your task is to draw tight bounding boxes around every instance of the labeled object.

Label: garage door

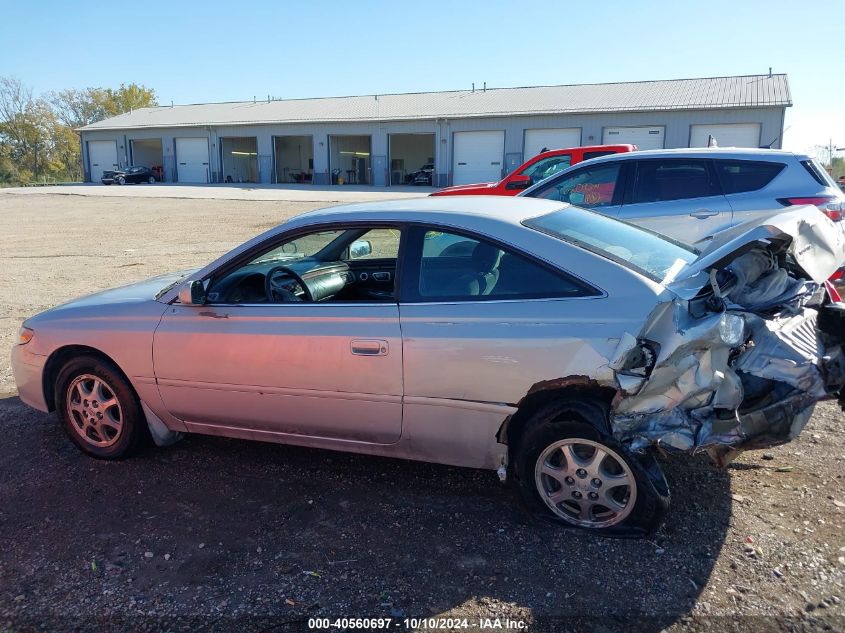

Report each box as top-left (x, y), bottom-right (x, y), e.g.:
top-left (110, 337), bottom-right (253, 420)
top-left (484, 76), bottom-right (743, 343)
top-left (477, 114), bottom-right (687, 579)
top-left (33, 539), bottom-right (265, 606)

top-left (603, 126), bottom-right (665, 150)
top-left (453, 131), bottom-right (505, 185)
top-left (689, 123), bottom-right (761, 148)
top-left (175, 137), bottom-right (210, 183)
top-left (88, 140), bottom-right (118, 181)
top-left (523, 128), bottom-right (581, 160)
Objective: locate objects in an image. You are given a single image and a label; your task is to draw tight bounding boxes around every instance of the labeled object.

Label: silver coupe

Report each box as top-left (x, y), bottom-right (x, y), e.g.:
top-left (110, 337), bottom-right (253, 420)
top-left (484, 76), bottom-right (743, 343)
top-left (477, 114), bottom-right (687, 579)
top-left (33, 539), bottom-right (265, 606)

top-left (12, 197), bottom-right (845, 535)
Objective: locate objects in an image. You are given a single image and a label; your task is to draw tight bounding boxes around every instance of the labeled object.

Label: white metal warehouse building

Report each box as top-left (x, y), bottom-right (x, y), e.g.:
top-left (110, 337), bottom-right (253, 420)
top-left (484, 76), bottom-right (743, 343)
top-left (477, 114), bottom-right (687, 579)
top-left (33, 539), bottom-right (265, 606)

top-left (78, 73), bottom-right (791, 187)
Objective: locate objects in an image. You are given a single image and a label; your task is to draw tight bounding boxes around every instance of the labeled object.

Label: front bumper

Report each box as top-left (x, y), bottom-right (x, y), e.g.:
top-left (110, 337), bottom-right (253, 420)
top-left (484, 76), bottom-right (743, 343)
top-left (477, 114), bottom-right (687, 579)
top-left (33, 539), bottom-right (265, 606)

top-left (11, 344), bottom-right (49, 412)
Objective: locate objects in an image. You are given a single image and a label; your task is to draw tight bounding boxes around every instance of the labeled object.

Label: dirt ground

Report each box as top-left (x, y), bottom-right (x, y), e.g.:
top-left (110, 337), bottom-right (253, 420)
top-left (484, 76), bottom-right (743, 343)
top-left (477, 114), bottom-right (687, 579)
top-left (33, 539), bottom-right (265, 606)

top-left (0, 193), bottom-right (843, 632)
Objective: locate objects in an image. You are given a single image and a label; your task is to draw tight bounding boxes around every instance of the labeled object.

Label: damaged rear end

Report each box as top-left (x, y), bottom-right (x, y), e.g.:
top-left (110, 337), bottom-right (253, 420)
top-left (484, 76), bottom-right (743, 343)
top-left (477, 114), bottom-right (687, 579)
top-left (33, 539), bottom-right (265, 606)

top-left (610, 206), bottom-right (845, 465)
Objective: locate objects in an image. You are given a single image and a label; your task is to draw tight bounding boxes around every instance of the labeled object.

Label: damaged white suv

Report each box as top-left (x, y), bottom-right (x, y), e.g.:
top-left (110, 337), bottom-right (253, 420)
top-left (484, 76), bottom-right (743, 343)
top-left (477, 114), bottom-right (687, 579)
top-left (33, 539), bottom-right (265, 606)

top-left (11, 197), bottom-right (845, 536)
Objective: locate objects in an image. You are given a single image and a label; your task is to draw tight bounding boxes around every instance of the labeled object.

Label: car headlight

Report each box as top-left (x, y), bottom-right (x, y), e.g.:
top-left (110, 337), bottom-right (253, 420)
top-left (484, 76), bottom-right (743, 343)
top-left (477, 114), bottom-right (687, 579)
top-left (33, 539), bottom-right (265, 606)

top-left (17, 326), bottom-right (34, 345)
top-left (719, 313), bottom-right (745, 346)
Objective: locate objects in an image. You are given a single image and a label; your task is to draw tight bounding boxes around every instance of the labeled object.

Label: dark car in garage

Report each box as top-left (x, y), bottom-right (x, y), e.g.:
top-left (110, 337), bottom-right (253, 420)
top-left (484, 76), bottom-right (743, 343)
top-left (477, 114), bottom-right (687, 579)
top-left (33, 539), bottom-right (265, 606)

top-left (101, 166), bottom-right (159, 185)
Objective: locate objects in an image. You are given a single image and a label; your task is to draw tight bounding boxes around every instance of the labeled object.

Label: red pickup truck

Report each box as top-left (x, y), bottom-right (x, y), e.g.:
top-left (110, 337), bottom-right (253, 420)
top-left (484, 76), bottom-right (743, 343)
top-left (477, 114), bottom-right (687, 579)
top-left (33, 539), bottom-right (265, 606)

top-left (431, 144), bottom-right (636, 196)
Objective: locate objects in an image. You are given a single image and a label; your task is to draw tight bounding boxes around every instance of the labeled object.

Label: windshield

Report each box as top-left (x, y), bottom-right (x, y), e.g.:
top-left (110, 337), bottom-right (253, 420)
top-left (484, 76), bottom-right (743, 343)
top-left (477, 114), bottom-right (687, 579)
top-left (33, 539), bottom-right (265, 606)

top-left (523, 206), bottom-right (698, 284)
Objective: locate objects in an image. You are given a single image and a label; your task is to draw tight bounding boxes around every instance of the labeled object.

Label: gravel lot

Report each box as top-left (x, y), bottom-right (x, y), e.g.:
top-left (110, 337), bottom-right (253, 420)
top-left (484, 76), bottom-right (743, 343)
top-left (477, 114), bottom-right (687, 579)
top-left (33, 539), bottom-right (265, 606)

top-left (0, 191), bottom-right (843, 632)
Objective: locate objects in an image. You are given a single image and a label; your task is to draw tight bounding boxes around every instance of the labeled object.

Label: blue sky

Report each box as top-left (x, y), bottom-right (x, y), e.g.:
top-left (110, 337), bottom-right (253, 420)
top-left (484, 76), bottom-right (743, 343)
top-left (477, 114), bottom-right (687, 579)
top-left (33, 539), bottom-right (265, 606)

top-left (1, 0), bottom-right (842, 155)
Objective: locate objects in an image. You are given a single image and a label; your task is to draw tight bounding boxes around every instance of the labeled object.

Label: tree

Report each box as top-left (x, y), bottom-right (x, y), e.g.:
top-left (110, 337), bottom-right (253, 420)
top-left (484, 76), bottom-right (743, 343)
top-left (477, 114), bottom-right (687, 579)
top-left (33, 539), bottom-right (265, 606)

top-left (99, 83), bottom-right (157, 118)
top-left (49, 88), bottom-right (104, 129)
top-left (0, 78), bottom-right (157, 183)
top-left (0, 77), bottom-right (56, 180)
top-left (50, 83), bottom-right (157, 129)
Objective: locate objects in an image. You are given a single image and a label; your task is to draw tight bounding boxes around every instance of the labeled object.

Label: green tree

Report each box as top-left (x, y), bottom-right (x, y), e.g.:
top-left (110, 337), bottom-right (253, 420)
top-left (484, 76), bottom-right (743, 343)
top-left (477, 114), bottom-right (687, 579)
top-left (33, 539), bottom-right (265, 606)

top-left (1, 78), bottom-right (157, 183)
top-left (50, 83), bottom-right (157, 128)
top-left (48, 83), bottom-right (157, 182)
top-left (0, 77), bottom-right (57, 181)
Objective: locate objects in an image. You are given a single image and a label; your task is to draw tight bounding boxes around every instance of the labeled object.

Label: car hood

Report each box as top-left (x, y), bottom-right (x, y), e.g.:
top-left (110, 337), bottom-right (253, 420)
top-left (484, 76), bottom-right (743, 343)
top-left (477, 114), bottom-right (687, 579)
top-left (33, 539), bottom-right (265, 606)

top-left (49, 269), bottom-right (195, 311)
top-left (666, 205), bottom-right (845, 299)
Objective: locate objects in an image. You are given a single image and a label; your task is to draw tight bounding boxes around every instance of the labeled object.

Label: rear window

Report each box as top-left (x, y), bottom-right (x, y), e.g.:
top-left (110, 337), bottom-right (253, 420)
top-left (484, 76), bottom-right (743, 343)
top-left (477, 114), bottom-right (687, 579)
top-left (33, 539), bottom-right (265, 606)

top-left (523, 207), bottom-right (697, 284)
top-left (716, 160), bottom-right (785, 194)
top-left (801, 159), bottom-right (840, 189)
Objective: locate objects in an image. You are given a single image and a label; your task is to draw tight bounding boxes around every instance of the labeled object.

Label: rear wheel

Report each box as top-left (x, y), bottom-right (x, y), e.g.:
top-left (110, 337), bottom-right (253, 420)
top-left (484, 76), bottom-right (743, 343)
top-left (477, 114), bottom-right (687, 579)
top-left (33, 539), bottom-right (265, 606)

top-left (514, 401), bottom-right (668, 536)
top-left (117, 176), bottom-right (125, 185)
top-left (55, 355), bottom-right (148, 459)
top-left (147, 176), bottom-right (155, 184)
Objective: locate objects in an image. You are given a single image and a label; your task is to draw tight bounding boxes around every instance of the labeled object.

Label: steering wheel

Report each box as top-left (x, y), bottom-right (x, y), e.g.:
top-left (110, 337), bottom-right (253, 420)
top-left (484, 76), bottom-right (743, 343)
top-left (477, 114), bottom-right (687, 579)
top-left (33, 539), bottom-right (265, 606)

top-left (264, 265), bottom-right (313, 303)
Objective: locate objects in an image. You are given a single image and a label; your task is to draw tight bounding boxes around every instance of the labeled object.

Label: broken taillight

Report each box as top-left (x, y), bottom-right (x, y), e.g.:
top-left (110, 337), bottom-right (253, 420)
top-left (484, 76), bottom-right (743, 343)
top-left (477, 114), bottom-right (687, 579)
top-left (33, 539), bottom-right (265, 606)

top-left (777, 196), bottom-right (845, 221)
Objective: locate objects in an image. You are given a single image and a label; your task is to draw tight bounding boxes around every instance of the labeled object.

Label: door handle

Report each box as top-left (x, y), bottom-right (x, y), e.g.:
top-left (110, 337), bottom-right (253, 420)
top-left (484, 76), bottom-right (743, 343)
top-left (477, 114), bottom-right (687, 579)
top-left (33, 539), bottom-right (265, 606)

top-left (689, 209), bottom-right (718, 219)
top-left (351, 339), bottom-right (389, 356)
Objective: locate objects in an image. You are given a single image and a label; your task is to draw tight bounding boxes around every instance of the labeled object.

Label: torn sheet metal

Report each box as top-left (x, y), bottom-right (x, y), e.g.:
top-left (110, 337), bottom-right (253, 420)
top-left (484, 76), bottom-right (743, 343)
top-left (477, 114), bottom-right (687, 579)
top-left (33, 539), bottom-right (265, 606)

top-left (667, 206), bottom-right (845, 300)
top-left (608, 207), bottom-right (845, 463)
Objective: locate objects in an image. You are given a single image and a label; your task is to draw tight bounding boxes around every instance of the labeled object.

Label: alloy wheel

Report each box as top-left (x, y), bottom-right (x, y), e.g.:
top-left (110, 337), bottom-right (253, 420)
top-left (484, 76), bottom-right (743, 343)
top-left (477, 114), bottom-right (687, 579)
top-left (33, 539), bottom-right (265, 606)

top-left (65, 374), bottom-right (123, 447)
top-left (534, 437), bottom-right (636, 528)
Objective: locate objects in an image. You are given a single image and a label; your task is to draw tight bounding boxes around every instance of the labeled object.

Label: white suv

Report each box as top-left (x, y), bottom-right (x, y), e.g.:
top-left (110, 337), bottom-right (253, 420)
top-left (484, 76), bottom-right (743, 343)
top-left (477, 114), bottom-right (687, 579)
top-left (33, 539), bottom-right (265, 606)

top-left (520, 148), bottom-right (845, 245)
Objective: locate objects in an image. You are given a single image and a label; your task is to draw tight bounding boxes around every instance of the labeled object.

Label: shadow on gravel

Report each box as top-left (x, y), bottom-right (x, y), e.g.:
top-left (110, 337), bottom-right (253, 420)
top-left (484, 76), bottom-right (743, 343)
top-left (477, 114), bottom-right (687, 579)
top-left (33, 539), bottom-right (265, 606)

top-left (0, 394), bottom-right (731, 631)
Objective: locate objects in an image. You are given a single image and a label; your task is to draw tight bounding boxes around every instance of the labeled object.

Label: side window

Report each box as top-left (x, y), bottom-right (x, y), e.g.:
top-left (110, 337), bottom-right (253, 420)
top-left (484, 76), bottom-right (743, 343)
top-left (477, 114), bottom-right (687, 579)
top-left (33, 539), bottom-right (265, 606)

top-left (716, 160), bottom-right (785, 194)
top-left (206, 227), bottom-right (403, 305)
top-left (632, 159), bottom-right (719, 203)
top-left (414, 229), bottom-right (597, 301)
top-left (532, 163), bottom-right (622, 208)
top-left (582, 150), bottom-right (616, 161)
top-left (521, 155), bottom-right (572, 184)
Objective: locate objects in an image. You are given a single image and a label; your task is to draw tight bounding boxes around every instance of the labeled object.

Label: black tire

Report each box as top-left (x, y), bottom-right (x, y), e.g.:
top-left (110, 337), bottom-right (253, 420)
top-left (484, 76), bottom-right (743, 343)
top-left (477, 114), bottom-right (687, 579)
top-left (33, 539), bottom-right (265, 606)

top-left (513, 399), bottom-right (669, 537)
top-left (147, 176), bottom-right (155, 184)
top-left (54, 355), bottom-right (149, 459)
top-left (117, 176), bottom-right (125, 185)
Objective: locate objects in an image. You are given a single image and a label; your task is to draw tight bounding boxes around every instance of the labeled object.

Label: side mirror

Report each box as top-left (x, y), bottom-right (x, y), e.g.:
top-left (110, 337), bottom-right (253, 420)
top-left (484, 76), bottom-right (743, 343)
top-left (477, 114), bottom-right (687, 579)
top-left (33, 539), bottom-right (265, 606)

top-left (505, 174), bottom-right (531, 190)
top-left (349, 239), bottom-right (373, 259)
top-left (178, 280), bottom-right (206, 306)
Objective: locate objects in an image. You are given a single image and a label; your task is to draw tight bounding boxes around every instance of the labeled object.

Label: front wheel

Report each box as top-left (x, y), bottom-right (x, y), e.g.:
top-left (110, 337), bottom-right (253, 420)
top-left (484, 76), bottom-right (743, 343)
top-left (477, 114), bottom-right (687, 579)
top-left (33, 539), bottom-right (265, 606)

top-left (514, 404), bottom-right (668, 536)
top-left (55, 355), bottom-right (149, 459)
top-left (147, 176), bottom-right (155, 184)
top-left (117, 176), bottom-right (125, 185)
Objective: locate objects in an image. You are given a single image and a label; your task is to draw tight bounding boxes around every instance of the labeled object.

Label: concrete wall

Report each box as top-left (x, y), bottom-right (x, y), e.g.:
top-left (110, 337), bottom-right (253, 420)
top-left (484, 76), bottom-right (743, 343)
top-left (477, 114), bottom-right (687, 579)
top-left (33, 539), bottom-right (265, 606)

top-left (79, 106), bottom-right (786, 186)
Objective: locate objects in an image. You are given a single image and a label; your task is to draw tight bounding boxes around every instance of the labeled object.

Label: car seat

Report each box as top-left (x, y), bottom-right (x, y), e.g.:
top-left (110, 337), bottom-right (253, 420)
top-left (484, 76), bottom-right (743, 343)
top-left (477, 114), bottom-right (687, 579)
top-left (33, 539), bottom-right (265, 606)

top-left (442, 242), bottom-right (504, 296)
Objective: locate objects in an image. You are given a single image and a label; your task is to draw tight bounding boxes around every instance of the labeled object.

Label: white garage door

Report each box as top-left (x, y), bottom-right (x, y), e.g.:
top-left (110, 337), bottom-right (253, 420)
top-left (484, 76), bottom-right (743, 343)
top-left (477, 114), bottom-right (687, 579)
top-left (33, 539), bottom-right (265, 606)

top-left (453, 131), bottom-right (505, 185)
top-left (175, 137), bottom-right (210, 183)
top-left (689, 123), bottom-right (761, 148)
top-left (88, 140), bottom-right (118, 181)
top-left (603, 126), bottom-right (665, 150)
top-left (523, 128), bottom-right (581, 160)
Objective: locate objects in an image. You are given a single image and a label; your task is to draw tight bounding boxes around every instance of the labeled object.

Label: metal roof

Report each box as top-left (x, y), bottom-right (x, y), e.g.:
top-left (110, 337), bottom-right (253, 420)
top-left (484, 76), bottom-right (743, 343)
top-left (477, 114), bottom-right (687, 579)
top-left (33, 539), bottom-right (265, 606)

top-left (79, 74), bottom-right (791, 131)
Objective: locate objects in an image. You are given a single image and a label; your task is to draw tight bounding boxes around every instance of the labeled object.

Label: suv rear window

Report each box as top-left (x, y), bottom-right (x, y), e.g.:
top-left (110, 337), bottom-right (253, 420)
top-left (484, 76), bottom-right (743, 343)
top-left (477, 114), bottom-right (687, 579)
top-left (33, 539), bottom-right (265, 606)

top-left (801, 159), bottom-right (840, 189)
top-left (523, 207), bottom-right (697, 284)
top-left (715, 160), bottom-right (785, 194)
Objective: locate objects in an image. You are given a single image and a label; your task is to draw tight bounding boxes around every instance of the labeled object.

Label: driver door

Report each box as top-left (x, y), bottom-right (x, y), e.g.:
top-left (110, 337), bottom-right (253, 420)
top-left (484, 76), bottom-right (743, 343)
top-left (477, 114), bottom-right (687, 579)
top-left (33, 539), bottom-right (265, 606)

top-left (152, 227), bottom-right (404, 444)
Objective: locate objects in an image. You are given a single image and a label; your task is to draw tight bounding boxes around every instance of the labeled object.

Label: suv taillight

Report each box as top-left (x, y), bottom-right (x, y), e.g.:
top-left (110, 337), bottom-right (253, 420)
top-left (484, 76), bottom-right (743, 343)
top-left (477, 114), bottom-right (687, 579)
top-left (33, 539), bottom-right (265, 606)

top-left (777, 196), bottom-right (845, 221)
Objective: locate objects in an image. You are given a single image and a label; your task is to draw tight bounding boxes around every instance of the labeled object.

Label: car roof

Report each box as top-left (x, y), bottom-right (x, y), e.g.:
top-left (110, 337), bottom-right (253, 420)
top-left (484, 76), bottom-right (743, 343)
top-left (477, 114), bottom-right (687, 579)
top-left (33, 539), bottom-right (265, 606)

top-left (571, 147), bottom-right (806, 164)
top-left (290, 195), bottom-right (564, 227)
